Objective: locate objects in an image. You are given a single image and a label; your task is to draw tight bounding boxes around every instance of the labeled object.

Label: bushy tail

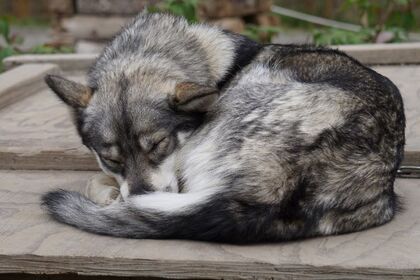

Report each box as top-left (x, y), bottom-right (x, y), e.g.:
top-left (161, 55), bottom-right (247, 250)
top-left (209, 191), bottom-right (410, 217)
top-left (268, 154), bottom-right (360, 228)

top-left (42, 190), bottom-right (151, 238)
top-left (41, 189), bottom-right (305, 242)
top-left (41, 189), bottom-right (256, 241)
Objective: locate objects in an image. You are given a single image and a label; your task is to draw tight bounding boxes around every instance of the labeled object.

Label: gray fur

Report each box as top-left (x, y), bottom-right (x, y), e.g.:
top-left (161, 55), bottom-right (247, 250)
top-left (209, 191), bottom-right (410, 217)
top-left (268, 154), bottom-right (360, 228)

top-left (42, 13), bottom-right (405, 243)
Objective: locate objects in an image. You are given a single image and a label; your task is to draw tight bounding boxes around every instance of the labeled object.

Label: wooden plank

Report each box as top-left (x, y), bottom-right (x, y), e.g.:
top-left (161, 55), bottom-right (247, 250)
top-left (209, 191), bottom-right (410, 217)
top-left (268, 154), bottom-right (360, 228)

top-left (4, 43), bottom-right (420, 73)
top-left (62, 16), bottom-right (129, 40)
top-left (3, 54), bottom-right (97, 72)
top-left (0, 64), bottom-right (58, 110)
top-left (337, 42), bottom-right (420, 65)
top-left (76, 0), bottom-right (154, 15)
top-left (0, 147), bottom-right (97, 171)
top-left (0, 64), bottom-right (419, 170)
top-left (0, 170), bottom-right (419, 278)
top-left (0, 80), bottom-right (99, 171)
top-left (373, 65), bottom-right (420, 166)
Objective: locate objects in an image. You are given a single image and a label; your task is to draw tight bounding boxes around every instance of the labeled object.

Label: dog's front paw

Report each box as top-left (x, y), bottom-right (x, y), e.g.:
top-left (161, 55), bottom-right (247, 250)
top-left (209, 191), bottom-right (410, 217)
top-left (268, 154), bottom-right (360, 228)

top-left (85, 173), bottom-right (121, 205)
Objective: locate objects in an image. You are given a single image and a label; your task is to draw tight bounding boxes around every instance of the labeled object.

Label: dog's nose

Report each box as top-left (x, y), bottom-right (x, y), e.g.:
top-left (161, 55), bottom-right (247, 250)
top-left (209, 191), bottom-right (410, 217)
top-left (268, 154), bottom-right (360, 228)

top-left (128, 181), bottom-right (153, 195)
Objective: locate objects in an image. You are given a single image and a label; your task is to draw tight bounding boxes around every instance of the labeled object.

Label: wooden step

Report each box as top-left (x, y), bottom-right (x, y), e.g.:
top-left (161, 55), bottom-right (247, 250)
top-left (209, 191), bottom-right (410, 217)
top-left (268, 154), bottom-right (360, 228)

top-left (0, 62), bottom-right (419, 171)
top-left (340, 42), bottom-right (420, 65)
top-left (4, 43), bottom-right (420, 71)
top-left (0, 67), bottom-right (97, 171)
top-left (372, 65), bottom-right (420, 166)
top-left (0, 170), bottom-right (419, 278)
top-left (1, 52), bottom-right (420, 279)
top-left (0, 64), bottom-right (58, 110)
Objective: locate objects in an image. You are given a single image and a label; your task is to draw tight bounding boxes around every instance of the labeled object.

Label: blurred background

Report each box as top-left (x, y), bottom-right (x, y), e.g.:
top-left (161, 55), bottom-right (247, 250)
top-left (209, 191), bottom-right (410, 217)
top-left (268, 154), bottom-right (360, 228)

top-left (1, 0), bottom-right (419, 71)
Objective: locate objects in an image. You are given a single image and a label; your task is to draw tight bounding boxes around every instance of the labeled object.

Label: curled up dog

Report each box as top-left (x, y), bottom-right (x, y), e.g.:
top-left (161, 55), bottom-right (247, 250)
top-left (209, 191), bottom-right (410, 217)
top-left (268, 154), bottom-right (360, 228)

top-left (42, 13), bottom-right (405, 243)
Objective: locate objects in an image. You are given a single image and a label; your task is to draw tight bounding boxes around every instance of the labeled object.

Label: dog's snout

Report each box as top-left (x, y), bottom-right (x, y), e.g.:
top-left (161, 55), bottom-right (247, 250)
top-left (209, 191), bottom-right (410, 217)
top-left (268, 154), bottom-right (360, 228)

top-left (127, 180), bottom-right (153, 196)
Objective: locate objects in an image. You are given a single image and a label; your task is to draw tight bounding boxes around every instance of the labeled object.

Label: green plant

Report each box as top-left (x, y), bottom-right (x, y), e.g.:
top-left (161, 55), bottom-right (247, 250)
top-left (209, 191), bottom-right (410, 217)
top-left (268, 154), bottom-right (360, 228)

top-left (0, 18), bottom-right (20, 72)
top-left (242, 24), bottom-right (283, 43)
top-left (149, 0), bottom-right (281, 43)
top-left (0, 18), bottom-right (74, 72)
top-left (0, 15), bottom-right (50, 27)
top-left (29, 45), bottom-right (74, 55)
top-left (344, 0), bottom-right (415, 30)
top-left (313, 28), bottom-right (373, 45)
top-left (314, 0), bottom-right (415, 45)
top-left (148, 0), bottom-right (199, 23)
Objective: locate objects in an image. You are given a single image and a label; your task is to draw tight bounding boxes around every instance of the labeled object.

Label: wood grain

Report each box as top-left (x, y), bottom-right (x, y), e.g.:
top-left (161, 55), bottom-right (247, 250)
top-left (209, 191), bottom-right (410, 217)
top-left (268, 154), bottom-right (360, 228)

top-left (3, 54), bottom-right (96, 72)
top-left (373, 65), bottom-right (420, 166)
top-left (0, 64), bottom-right (58, 110)
top-left (62, 16), bottom-right (129, 40)
top-left (338, 42), bottom-right (420, 65)
top-left (0, 78), bottom-right (99, 171)
top-left (0, 170), bottom-right (419, 278)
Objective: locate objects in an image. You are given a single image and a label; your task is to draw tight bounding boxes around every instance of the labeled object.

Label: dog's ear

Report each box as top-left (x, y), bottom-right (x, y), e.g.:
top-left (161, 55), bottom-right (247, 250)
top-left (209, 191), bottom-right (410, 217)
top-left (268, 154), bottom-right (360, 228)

top-left (45, 75), bottom-right (93, 108)
top-left (168, 82), bottom-right (219, 113)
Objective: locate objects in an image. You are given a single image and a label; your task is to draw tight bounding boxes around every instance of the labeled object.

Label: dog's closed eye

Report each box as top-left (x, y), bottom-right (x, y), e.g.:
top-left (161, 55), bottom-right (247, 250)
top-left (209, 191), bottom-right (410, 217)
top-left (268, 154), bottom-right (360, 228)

top-left (151, 136), bottom-right (169, 152)
top-left (139, 132), bottom-right (170, 154)
top-left (102, 157), bottom-right (124, 169)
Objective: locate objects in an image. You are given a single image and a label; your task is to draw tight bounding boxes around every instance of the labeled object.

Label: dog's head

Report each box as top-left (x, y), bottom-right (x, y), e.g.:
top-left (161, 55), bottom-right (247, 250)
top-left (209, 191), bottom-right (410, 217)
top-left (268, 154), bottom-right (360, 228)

top-left (45, 74), bottom-right (218, 195)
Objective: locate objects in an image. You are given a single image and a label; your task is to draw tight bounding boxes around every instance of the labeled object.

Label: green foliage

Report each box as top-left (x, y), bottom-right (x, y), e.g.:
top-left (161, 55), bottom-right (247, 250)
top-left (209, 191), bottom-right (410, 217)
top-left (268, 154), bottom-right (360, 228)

top-left (0, 46), bottom-right (16, 72)
top-left (29, 45), bottom-right (74, 55)
top-left (148, 0), bottom-right (199, 23)
top-left (0, 18), bottom-right (74, 72)
top-left (385, 26), bottom-right (409, 42)
top-left (0, 15), bottom-right (50, 27)
top-left (242, 24), bottom-right (283, 43)
top-left (149, 0), bottom-right (281, 42)
top-left (343, 0), bottom-right (415, 29)
top-left (314, 0), bottom-right (415, 45)
top-left (313, 28), bottom-right (373, 45)
top-left (0, 19), bottom-right (10, 43)
top-left (0, 18), bottom-right (19, 72)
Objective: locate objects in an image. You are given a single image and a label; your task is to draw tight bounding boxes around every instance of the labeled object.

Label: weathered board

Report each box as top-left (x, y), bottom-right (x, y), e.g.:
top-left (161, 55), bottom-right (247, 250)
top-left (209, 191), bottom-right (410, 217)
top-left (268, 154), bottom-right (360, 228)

top-left (0, 64), bottom-right (419, 170)
top-left (338, 42), bottom-right (420, 65)
top-left (372, 65), bottom-right (420, 166)
top-left (3, 54), bottom-right (97, 72)
top-left (0, 52), bottom-right (419, 279)
top-left (0, 64), bottom-right (58, 110)
top-left (4, 43), bottom-right (420, 71)
top-left (0, 170), bottom-right (419, 279)
top-left (0, 74), bottom-right (97, 171)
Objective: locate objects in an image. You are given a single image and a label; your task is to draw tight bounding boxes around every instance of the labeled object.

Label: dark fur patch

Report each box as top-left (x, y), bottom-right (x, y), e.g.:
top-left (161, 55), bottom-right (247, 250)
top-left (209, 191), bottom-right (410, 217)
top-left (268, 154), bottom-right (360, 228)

top-left (217, 31), bottom-right (262, 89)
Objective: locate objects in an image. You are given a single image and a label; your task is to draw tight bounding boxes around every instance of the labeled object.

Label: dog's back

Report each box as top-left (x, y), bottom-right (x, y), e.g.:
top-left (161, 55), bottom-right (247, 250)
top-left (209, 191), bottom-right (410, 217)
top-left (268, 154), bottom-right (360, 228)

top-left (176, 44), bottom-right (404, 241)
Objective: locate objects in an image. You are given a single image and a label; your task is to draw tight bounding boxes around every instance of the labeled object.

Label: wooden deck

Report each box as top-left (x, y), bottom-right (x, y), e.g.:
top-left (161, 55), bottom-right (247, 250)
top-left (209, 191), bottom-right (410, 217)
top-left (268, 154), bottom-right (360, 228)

top-left (0, 171), bottom-right (419, 278)
top-left (0, 48), bottom-right (420, 279)
top-left (0, 63), bottom-right (419, 171)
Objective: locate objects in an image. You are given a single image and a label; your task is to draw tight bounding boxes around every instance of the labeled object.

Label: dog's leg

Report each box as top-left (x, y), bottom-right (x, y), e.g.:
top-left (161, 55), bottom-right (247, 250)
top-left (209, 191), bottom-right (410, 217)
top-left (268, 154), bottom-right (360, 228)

top-left (84, 173), bottom-right (121, 205)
